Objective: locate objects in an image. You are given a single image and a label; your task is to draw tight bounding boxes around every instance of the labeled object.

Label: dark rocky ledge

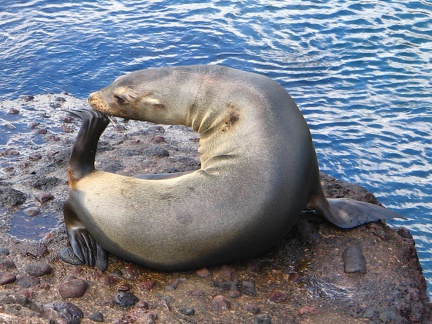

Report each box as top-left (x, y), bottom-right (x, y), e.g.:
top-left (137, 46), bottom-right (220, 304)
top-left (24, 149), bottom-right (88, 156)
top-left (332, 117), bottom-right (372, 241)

top-left (0, 94), bottom-right (430, 323)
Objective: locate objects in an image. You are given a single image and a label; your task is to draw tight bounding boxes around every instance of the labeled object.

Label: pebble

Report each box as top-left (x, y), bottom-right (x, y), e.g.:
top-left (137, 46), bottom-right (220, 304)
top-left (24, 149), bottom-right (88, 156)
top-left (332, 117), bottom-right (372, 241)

top-left (19, 242), bottom-right (49, 258)
top-left (0, 272), bottom-right (16, 285)
top-left (113, 291), bottom-right (139, 308)
top-left (36, 192), bottom-right (54, 204)
top-left (210, 295), bottom-right (230, 312)
top-left (29, 153), bottom-right (42, 161)
top-left (58, 247), bottom-right (84, 266)
top-left (23, 207), bottom-right (41, 216)
top-left (0, 259), bottom-right (16, 270)
top-left (241, 281), bottom-right (257, 296)
top-left (195, 267), bottom-right (211, 278)
top-left (29, 121), bottom-right (40, 129)
top-left (213, 279), bottom-right (239, 291)
top-left (25, 262), bottom-right (52, 277)
top-left (58, 278), bottom-right (88, 298)
top-left (16, 274), bottom-right (40, 288)
top-left (228, 290), bottom-right (241, 298)
top-left (179, 306), bottom-right (195, 316)
top-left (254, 313), bottom-right (272, 324)
top-left (159, 295), bottom-right (172, 310)
top-left (298, 305), bottom-right (318, 315)
top-left (267, 290), bottom-right (287, 303)
top-left (100, 274), bottom-right (119, 286)
top-left (138, 280), bottom-right (156, 291)
top-left (52, 301), bottom-right (83, 323)
top-left (245, 304), bottom-right (260, 314)
top-left (8, 108), bottom-right (20, 114)
top-left (165, 277), bottom-right (186, 290)
top-left (37, 129), bottom-right (48, 134)
top-left (89, 311), bottom-right (104, 322)
top-left (342, 245), bottom-right (367, 274)
top-left (0, 248), bottom-right (10, 255)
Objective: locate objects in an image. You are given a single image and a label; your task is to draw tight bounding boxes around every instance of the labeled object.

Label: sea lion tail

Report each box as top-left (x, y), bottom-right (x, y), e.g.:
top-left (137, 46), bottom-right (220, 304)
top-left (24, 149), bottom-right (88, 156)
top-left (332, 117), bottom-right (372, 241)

top-left (66, 108), bottom-right (110, 184)
top-left (314, 197), bottom-right (405, 229)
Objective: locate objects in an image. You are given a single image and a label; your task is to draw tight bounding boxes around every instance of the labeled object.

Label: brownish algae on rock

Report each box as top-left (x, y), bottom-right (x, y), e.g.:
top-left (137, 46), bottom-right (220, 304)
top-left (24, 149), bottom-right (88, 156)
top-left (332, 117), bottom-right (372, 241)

top-left (0, 94), bottom-right (430, 323)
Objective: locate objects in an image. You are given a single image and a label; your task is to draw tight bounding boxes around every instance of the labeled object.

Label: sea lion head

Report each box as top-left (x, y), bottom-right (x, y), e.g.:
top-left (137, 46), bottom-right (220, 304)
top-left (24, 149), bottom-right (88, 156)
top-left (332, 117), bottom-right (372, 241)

top-left (88, 67), bottom-right (199, 125)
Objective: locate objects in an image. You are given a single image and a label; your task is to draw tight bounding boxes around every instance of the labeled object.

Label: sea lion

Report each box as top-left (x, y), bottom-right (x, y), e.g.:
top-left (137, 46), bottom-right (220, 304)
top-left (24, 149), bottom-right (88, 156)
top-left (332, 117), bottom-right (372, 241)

top-left (64, 65), bottom-right (403, 271)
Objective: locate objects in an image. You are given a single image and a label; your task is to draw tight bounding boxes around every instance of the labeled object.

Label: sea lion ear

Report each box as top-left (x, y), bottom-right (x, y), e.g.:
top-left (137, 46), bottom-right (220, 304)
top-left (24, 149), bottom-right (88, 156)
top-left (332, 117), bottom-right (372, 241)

top-left (142, 93), bottom-right (165, 109)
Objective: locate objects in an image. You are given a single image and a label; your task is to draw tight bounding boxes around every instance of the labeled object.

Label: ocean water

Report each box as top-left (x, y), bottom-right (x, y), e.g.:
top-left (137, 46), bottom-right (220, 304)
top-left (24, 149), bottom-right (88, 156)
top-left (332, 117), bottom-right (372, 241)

top-left (1, 0), bottom-right (431, 296)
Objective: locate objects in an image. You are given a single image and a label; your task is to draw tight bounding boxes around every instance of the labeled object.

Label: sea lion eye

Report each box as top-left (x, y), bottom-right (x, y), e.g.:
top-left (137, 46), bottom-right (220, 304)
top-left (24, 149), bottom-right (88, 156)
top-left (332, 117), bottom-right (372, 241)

top-left (114, 95), bottom-right (126, 105)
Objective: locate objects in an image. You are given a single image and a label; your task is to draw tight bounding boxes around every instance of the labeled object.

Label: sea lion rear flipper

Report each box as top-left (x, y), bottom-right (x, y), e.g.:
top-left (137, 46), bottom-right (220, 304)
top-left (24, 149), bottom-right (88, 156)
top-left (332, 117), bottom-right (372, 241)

top-left (319, 198), bottom-right (405, 229)
top-left (64, 202), bottom-right (108, 271)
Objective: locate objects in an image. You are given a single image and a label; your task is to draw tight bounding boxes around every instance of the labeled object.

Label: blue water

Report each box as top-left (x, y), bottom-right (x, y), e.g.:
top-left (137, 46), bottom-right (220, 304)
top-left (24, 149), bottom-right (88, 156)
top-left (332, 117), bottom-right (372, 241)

top-left (1, 0), bottom-right (431, 295)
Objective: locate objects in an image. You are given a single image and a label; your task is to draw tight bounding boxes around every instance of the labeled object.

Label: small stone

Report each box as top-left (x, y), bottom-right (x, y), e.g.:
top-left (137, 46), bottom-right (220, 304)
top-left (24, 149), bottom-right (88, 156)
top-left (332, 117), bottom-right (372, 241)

top-left (52, 302), bottom-right (83, 323)
top-left (29, 153), bottom-right (42, 161)
top-left (165, 277), bottom-right (186, 290)
top-left (16, 275), bottom-right (40, 288)
top-left (100, 275), bottom-right (119, 286)
top-left (135, 300), bottom-right (149, 309)
top-left (0, 272), bottom-right (16, 285)
top-left (113, 291), bottom-right (139, 308)
top-left (29, 122), bottom-right (40, 129)
top-left (210, 295), bottom-right (230, 312)
top-left (8, 108), bottom-right (19, 114)
top-left (25, 262), bottom-right (52, 277)
top-left (245, 304), bottom-right (260, 314)
top-left (298, 305), bottom-right (319, 315)
top-left (287, 271), bottom-right (300, 283)
top-left (179, 306), bottom-right (195, 316)
top-left (36, 192), bottom-right (54, 203)
top-left (23, 207), bottom-right (40, 216)
top-left (37, 129), bottom-right (48, 134)
top-left (159, 295), bottom-right (172, 310)
top-left (241, 281), bottom-right (257, 296)
top-left (0, 259), bottom-right (16, 270)
top-left (151, 135), bottom-right (165, 143)
top-left (254, 313), bottom-right (272, 324)
top-left (117, 283), bottom-right (131, 291)
top-left (0, 248), bottom-right (10, 255)
top-left (58, 247), bottom-right (84, 266)
top-left (342, 245), bottom-right (367, 274)
top-left (21, 95), bottom-right (35, 101)
top-left (89, 311), bottom-right (104, 322)
top-left (196, 267), bottom-right (211, 278)
top-left (58, 278), bottom-right (88, 298)
top-left (228, 290), bottom-right (241, 298)
top-left (188, 289), bottom-right (205, 297)
top-left (213, 279), bottom-right (239, 291)
top-left (138, 280), bottom-right (156, 290)
top-left (267, 290), bottom-right (287, 303)
top-left (19, 242), bottom-right (49, 258)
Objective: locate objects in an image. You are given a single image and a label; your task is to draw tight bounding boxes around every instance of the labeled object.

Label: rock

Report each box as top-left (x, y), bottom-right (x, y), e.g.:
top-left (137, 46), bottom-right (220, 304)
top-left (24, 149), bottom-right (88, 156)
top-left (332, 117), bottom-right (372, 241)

top-left (52, 302), bottom-right (83, 323)
top-left (89, 311), bottom-right (104, 322)
top-left (267, 290), bottom-right (287, 303)
top-left (16, 275), bottom-right (40, 288)
top-left (58, 278), bottom-right (88, 298)
top-left (254, 313), bottom-right (272, 324)
top-left (0, 272), bottom-right (16, 285)
top-left (245, 304), bottom-right (260, 314)
top-left (210, 295), bottom-right (230, 312)
top-left (165, 277), bottom-right (186, 290)
top-left (241, 281), bottom-right (257, 296)
top-left (179, 306), bottom-right (195, 316)
top-left (342, 245), bottom-right (367, 274)
top-left (195, 267), bottom-right (211, 278)
top-left (36, 192), bottom-right (54, 203)
top-left (23, 206), bottom-right (40, 216)
top-left (0, 248), bottom-right (10, 255)
top-left (0, 259), bottom-right (16, 270)
top-left (58, 247), bottom-right (84, 266)
top-left (113, 291), bottom-right (139, 308)
top-left (0, 187), bottom-right (27, 207)
top-left (17, 242), bottom-right (49, 258)
top-left (25, 262), bottom-right (52, 277)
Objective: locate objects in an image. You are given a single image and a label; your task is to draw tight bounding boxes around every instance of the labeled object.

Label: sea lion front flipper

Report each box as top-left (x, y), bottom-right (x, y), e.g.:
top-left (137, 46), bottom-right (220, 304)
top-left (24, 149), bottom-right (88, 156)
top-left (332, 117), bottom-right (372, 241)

top-left (64, 202), bottom-right (108, 271)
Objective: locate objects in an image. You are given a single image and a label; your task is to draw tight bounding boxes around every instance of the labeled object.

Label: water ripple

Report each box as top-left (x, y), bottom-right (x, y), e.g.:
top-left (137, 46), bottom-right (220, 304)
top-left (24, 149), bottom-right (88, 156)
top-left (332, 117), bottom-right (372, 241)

top-left (1, 0), bottom-right (431, 296)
